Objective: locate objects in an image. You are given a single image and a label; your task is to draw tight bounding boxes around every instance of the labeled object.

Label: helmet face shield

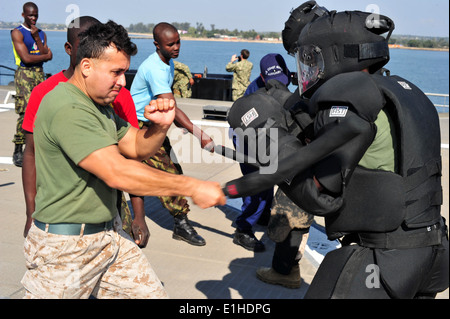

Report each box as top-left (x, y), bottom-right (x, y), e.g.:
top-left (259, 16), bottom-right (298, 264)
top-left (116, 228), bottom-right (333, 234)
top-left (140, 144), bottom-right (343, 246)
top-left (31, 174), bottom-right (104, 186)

top-left (296, 44), bottom-right (324, 96)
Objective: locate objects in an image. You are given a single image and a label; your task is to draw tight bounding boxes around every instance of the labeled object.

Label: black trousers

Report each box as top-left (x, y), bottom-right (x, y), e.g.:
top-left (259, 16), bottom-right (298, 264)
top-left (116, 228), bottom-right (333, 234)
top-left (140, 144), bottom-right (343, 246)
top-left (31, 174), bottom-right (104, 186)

top-left (272, 227), bottom-right (310, 275)
top-left (305, 230), bottom-right (449, 299)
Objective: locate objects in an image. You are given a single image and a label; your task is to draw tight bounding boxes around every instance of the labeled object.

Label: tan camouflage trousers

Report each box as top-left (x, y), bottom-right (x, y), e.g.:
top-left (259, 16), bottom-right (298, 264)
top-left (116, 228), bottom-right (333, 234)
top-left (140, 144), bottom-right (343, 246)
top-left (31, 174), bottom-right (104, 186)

top-left (119, 191), bottom-right (133, 236)
top-left (232, 88), bottom-right (245, 102)
top-left (139, 128), bottom-right (190, 216)
top-left (173, 85), bottom-right (192, 98)
top-left (13, 66), bottom-right (45, 144)
top-left (268, 188), bottom-right (314, 243)
top-left (22, 216), bottom-right (168, 299)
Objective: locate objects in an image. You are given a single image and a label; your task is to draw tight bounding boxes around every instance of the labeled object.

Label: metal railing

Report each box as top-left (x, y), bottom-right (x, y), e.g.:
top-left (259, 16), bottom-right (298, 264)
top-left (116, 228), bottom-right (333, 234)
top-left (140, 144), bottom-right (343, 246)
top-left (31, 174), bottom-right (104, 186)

top-left (1, 64), bottom-right (449, 111)
top-left (425, 93), bottom-right (449, 111)
top-left (0, 64), bottom-right (15, 86)
top-left (1, 65), bottom-right (53, 86)
top-left (0, 64), bottom-right (15, 73)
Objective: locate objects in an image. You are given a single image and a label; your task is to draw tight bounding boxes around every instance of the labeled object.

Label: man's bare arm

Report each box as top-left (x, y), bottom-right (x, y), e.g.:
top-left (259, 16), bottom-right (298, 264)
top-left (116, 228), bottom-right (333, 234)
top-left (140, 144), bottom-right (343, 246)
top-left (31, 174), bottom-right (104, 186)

top-left (30, 25), bottom-right (50, 56)
top-left (78, 145), bottom-right (226, 208)
top-left (22, 133), bottom-right (36, 237)
top-left (118, 98), bottom-right (175, 160)
top-left (11, 29), bottom-right (52, 65)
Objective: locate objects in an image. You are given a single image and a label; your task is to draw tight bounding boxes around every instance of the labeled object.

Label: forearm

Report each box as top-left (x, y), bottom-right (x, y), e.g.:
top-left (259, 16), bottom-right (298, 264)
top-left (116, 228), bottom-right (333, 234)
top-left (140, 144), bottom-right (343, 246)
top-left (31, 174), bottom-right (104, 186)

top-left (33, 34), bottom-right (49, 55)
top-left (174, 112), bottom-right (200, 139)
top-left (134, 123), bottom-right (170, 160)
top-left (107, 156), bottom-right (198, 197)
top-left (226, 62), bottom-right (236, 72)
top-left (79, 145), bottom-right (226, 208)
top-left (174, 107), bottom-right (215, 150)
top-left (115, 161), bottom-right (225, 209)
top-left (174, 107), bottom-right (194, 131)
top-left (23, 41), bottom-right (51, 64)
top-left (20, 52), bottom-right (51, 65)
top-left (130, 195), bottom-right (145, 221)
top-left (22, 146), bottom-right (36, 217)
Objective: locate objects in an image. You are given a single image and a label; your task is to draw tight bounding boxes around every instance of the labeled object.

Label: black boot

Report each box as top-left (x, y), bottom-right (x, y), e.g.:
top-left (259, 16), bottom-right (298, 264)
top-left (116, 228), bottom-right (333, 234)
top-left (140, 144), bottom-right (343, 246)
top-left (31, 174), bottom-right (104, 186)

top-left (12, 144), bottom-right (23, 167)
top-left (173, 214), bottom-right (206, 246)
top-left (233, 229), bottom-right (265, 252)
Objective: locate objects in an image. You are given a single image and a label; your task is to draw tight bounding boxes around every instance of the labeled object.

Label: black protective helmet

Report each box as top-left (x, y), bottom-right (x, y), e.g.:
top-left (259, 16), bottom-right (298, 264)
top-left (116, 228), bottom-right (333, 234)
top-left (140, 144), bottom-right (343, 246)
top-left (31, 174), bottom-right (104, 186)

top-left (282, 1), bottom-right (329, 56)
top-left (296, 10), bottom-right (394, 96)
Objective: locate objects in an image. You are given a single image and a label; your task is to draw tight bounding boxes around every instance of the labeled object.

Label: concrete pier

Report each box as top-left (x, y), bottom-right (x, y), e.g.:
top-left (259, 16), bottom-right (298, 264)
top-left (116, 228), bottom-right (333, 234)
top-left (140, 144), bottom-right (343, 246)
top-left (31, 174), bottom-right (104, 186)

top-left (0, 88), bottom-right (447, 299)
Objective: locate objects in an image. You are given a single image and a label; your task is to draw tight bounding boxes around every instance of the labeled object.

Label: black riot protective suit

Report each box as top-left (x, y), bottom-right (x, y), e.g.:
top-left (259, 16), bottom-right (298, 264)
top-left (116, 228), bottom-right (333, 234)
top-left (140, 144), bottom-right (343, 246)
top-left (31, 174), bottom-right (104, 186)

top-left (224, 9), bottom-right (448, 299)
top-left (224, 70), bottom-right (449, 299)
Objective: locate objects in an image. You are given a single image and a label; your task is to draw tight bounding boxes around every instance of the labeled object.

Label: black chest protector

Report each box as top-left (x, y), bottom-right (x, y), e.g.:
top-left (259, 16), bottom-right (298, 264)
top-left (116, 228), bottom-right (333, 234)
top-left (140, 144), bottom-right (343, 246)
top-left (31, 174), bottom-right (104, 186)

top-left (311, 72), bottom-right (442, 239)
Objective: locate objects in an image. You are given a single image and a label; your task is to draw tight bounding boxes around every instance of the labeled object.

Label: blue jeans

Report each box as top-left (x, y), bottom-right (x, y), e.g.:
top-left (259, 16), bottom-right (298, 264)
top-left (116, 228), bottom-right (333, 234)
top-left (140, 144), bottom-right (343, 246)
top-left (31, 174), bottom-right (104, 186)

top-left (235, 162), bottom-right (273, 231)
top-left (232, 134), bottom-right (273, 231)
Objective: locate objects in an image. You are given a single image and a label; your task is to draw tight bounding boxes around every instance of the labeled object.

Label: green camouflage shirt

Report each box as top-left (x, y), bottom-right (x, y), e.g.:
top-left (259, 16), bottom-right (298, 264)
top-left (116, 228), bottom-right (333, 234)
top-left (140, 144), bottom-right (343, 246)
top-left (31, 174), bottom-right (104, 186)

top-left (173, 61), bottom-right (193, 98)
top-left (226, 59), bottom-right (253, 100)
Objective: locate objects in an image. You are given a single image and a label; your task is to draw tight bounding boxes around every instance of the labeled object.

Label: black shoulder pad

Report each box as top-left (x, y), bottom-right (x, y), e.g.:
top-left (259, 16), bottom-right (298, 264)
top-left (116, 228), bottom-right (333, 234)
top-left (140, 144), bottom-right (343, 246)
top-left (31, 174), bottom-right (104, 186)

top-left (265, 79), bottom-right (293, 107)
top-left (311, 71), bottom-right (385, 122)
top-left (227, 91), bottom-right (286, 130)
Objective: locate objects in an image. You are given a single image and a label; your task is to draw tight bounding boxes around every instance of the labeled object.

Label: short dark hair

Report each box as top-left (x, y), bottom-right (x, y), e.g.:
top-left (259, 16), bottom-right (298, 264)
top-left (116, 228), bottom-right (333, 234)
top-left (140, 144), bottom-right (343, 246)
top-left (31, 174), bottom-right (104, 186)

top-left (241, 49), bottom-right (250, 59)
top-left (23, 2), bottom-right (38, 13)
top-left (76, 20), bottom-right (137, 65)
top-left (153, 22), bottom-right (178, 43)
top-left (67, 16), bottom-right (100, 45)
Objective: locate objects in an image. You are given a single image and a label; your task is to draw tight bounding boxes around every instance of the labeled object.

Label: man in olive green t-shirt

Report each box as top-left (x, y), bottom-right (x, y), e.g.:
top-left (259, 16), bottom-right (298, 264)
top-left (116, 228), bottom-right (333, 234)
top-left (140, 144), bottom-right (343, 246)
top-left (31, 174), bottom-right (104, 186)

top-left (33, 81), bottom-right (131, 224)
top-left (358, 109), bottom-right (396, 172)
top-left (22, 21), bottom-right (225, 299)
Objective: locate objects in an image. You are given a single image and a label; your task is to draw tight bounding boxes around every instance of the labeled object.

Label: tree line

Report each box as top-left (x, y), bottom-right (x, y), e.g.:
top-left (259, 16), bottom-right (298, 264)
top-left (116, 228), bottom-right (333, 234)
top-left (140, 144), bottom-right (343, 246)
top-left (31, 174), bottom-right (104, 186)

top-left (389, 35), bottom-right (449, 49)
top-left (0, 20), bottom-right (288, 41)
top-left (1, 20), bottom-right (448, 47)
top-left (128, 22), bottom-right (280, 40)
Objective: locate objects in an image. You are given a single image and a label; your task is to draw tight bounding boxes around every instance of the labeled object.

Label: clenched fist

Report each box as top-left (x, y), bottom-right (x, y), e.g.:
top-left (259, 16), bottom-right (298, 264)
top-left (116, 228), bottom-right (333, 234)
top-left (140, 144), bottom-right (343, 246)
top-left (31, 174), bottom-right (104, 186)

top-left (144, 98), bottom-right (176, 127)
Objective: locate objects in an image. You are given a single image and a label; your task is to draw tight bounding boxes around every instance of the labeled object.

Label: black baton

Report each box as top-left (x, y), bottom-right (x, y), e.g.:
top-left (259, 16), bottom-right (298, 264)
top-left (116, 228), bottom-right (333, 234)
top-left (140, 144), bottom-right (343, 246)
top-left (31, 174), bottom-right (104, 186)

top-left (214, 145), bottom-right (259, 168)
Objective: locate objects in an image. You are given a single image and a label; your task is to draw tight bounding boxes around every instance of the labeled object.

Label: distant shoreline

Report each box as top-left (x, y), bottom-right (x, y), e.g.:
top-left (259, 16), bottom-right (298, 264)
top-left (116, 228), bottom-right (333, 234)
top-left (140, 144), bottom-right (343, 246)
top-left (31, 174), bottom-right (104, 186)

top-left (130, 33), bottom-right (449, 51)
top-left (183, 36), bottom-right (283, 44)
top-left (0, 29), bottom-right (447, 51)
top-left (388, 45), bottom-right (449, 52)
top-left (129, 33), bottom-right (284, 44)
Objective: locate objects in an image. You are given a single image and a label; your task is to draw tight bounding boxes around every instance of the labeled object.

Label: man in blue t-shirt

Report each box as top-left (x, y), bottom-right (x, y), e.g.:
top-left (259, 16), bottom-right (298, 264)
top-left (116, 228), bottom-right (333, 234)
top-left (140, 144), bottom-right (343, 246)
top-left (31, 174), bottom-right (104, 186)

top-left (10, 2), bottom-right (52, 167)
top-left (131, 50), bottom-right (175, 121)
top-left (131, 22), bottom-right (216, 246)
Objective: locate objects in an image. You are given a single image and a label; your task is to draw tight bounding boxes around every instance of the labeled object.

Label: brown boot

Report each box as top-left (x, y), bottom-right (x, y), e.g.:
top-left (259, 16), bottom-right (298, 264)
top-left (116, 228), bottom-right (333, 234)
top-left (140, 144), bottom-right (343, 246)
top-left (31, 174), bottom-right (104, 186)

top-left (256, 264), bottom-right (302, 289)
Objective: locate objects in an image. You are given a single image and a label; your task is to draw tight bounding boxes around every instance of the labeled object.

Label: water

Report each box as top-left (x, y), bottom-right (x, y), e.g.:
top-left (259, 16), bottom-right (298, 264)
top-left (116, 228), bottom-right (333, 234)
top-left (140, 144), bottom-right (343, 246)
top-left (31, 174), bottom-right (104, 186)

top-left (1, 30), bottom-right (448, 111)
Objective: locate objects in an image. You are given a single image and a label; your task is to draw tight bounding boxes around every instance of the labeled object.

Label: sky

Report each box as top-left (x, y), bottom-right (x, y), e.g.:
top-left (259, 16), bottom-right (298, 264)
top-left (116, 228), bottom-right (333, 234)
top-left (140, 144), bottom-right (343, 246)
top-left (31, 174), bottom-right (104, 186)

top-left (1, 0), bottom-right (449, 37)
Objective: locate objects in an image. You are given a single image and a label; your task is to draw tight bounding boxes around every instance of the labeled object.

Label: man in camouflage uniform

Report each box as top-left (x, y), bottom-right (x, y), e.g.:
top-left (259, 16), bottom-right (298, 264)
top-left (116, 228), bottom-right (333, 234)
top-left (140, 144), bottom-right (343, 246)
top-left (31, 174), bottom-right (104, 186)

top-left (137, 125), bottom-right (191, 226)
top-left (253, 1), bottom-right (329, 289)
top-left (257, 188), bottom-right (314, 288)
top-left (131, 23), bottom-right (216, 247)
top-left (11, 2), bottom-right (52, 167)
top-left (226, 49), bottom-right (253, 101)
top-left (13, 68), bottom-right (46, 165)
top-left (172, 61), bottom-right (194, 98)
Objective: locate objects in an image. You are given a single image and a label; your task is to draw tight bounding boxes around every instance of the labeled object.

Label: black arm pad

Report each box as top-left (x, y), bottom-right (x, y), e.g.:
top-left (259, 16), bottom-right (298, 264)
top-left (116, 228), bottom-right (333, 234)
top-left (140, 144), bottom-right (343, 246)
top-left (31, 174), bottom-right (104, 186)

top-left (312, 108), bottom-right (376, 193)
top-left (224, 116), bottom-right (368, 198)
top-left (279, 169), bottom-right (344, 216)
